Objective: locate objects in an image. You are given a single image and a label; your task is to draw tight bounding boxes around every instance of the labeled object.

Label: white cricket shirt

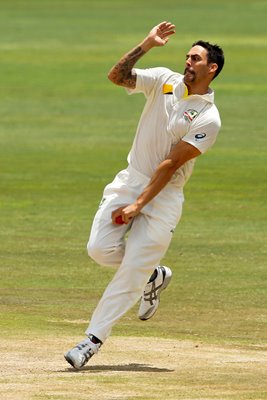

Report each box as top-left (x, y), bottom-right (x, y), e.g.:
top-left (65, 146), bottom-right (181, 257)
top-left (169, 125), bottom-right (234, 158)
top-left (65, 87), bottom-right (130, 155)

top-left (127, 67), bottom-right (221, 188)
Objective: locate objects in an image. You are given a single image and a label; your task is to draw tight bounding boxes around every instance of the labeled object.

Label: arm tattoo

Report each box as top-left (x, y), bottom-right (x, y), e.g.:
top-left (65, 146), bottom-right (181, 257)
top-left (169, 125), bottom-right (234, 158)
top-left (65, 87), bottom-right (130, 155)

top-left (108, 46), bottom-right (145, 88)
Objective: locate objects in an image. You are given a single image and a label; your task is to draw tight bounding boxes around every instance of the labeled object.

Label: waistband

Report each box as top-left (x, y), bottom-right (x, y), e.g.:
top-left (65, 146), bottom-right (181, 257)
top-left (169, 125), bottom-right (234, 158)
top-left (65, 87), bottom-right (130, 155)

top-left (126, 164), bottom-right (151, 184)
top-left (126, 163), bottom-right (183, 194)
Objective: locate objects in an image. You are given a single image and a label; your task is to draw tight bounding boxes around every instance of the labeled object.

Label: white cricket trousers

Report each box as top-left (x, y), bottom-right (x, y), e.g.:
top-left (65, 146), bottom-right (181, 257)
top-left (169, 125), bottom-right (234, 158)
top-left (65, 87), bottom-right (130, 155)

top-left (85, 165), bottom-right (184, 343)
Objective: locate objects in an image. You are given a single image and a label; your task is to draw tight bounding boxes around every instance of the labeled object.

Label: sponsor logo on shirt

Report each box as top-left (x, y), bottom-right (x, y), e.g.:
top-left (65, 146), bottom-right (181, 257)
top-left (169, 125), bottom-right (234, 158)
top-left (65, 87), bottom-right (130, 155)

top-left (183, 109), bottom-right (199, 122)
top-left (163, 84), bottom-right (173, 94)
top-left (194, 133), bottom-right (206, 141)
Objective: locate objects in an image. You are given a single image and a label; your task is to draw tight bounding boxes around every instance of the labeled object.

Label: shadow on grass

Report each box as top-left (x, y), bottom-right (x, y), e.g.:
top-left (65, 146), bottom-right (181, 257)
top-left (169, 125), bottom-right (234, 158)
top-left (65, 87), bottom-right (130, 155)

top-left (64, 363), bottom-right (174, 373)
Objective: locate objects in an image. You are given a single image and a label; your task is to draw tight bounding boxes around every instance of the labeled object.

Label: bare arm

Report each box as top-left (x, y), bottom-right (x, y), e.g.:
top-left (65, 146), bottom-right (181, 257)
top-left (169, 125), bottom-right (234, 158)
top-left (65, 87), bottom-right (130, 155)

top-left (112, 141), bottom-right (201, 224)
top-left (108, 21), bottom-right (175, 88)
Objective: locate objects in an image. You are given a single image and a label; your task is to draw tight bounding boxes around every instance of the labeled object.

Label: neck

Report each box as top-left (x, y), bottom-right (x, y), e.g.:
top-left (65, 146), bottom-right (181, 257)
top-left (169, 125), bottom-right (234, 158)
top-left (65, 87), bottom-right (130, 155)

top-left (185, 82), bottom-right (210, 96)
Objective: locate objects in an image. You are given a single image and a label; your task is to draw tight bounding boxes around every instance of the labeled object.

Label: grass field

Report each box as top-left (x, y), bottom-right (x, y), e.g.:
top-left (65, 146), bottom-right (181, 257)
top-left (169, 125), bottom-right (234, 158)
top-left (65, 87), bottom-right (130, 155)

top-left (0, 0), bottom-right (266, 399)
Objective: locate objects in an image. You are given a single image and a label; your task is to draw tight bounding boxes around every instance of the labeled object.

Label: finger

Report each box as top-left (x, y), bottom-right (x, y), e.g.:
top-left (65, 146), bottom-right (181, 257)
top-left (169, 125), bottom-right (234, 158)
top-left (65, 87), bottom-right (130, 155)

top-left (112, 213), bottom-right (118, 224)
top-left (161, 25), bottom-right (176, 35)
top-left (166, 22), bottom-right (175, 28)
top-left (163, 22), bottom-right (175, 29)
top-left (111, 207), bottom-right (123, 223)
top-left (123, 215), bottom-right (133, 225)
top-left (158, 21), bottom-right (175, 30)
top-left (161, 31), bottom-right (175, 37)
top-left (158, 21), bottom-right (167, 28)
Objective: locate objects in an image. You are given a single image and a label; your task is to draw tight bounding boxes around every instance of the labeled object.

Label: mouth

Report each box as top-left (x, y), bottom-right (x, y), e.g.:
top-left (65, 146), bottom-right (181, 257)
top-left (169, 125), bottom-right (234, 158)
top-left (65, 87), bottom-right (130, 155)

top-left (184, 68), bottom-right (195, 82)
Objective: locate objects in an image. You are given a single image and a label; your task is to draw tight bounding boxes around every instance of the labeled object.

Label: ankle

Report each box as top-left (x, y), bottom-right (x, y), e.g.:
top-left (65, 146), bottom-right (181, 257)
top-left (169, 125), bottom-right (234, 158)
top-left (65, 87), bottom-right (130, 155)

top-left (89, 334), bottom-right (102, 345)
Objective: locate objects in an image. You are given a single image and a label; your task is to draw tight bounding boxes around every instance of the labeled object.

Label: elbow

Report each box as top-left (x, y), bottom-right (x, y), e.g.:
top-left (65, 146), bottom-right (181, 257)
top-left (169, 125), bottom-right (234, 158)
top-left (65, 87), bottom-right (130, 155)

top-left (107, 70), bottom-right (116, 84)
top-left (107, 68), bottom-right (121, 86)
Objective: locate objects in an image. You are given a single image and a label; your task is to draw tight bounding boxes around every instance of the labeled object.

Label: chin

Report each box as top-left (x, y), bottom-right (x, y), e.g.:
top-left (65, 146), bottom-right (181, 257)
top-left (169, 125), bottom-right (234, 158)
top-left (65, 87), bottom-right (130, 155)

top-left (184, 76), bottom-right (194, 85)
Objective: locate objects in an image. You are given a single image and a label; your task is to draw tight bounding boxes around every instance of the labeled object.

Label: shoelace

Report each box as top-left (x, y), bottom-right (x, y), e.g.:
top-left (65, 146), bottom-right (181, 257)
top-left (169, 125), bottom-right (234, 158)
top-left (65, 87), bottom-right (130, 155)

top-left (76, 342), bottom-right (99, 362)
top-left (143, 279), bottom-right (164, 306)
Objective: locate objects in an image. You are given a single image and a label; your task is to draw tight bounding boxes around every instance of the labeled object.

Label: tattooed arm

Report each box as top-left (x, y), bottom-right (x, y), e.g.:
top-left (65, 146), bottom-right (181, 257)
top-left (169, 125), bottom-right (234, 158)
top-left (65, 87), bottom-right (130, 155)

top-left (107, 21), bottom-right (175, 89)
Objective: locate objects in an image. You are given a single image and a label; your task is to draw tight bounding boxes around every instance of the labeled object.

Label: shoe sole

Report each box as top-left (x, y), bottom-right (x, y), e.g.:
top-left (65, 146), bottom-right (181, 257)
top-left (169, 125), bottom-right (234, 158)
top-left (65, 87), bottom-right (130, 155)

top-left (139, 266), bottom-right (172, 321)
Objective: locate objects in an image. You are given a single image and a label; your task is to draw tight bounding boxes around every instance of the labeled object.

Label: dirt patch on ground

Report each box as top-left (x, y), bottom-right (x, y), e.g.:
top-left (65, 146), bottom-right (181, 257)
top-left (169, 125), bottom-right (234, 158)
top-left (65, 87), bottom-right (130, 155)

top-left (1, 336), bottom-right (266, 400)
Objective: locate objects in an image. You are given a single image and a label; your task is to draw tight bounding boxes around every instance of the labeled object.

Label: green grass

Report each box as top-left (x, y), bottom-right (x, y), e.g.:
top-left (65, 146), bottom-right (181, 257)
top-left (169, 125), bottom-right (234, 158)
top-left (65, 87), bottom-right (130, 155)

top-left (0, 0), bottom-right (266, 350)
top-left (1, 2), bottom-right (266, 400)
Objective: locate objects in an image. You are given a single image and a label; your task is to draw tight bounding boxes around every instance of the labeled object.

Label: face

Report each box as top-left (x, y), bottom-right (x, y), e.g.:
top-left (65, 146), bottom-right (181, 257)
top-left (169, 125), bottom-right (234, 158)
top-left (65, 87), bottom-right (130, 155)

top-left (183, 45), bottom-right (215, 85)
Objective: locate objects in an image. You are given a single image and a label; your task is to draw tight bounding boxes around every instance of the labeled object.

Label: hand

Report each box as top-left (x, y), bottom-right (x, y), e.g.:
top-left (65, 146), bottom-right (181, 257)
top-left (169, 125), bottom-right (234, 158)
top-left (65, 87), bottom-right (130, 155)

top-left (145, 21), bottom-right (176, 48)
top-left (112, 203), bottom-right (141, 225)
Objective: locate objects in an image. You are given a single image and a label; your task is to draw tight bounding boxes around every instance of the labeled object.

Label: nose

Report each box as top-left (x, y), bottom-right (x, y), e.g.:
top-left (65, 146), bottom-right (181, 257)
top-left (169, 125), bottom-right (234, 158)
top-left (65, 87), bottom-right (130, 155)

top-left (186, 57), bottom-right (191, 67)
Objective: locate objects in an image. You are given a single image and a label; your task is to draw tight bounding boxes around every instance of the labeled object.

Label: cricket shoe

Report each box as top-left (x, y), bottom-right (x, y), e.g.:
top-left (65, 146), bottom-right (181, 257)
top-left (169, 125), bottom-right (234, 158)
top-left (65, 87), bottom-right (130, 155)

top-left (138, 266), bottom-right (172, 321)
top-left (64, 336), bottom-right (101, 369)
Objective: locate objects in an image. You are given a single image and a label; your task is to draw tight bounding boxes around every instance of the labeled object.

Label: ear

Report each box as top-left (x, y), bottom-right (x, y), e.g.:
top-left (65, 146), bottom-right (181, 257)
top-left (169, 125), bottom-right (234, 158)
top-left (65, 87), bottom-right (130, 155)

top-left (209, 63), bottom-right (218, 75)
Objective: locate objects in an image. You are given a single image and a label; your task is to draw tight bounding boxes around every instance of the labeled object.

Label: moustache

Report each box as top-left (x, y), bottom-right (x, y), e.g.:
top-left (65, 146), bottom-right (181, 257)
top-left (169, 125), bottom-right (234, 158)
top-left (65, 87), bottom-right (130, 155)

top-left (184, 67), bottom-right (195, 75)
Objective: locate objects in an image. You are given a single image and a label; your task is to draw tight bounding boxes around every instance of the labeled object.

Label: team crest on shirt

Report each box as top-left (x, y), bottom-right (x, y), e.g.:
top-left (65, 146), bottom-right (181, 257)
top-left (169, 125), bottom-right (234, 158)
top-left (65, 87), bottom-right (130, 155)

top-left (183, 109), bottom-right (199, 122)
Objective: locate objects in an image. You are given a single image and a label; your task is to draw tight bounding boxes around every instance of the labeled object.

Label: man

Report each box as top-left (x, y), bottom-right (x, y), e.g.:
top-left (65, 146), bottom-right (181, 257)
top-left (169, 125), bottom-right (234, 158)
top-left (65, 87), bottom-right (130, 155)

top-left (64, 21), bottom-right (224, 369)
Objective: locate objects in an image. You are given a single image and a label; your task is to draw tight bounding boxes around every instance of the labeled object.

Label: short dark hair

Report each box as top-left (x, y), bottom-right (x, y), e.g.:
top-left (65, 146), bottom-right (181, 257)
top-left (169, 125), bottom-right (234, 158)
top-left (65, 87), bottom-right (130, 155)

top-left (192, 40), bottom-right (224, 80)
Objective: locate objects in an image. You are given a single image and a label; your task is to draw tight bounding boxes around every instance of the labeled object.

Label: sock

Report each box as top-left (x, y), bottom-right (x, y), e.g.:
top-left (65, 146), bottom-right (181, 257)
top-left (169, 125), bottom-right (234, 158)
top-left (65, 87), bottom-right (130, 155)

top-left (89, 334), bottom-right (102, 345)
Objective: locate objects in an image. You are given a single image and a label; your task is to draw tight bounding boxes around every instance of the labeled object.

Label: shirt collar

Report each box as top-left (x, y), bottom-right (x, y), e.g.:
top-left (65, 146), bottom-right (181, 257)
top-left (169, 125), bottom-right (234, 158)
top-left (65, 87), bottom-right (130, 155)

top-left (182, 82), bottom-right (215, 103)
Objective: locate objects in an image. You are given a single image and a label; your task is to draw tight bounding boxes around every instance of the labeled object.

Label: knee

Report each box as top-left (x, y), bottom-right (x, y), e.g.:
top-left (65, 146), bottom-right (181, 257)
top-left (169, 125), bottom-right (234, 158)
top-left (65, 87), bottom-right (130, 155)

top-left (87, 242), bottom-right (104, 264)
top-left (87, 242), bottom-right (123, 267)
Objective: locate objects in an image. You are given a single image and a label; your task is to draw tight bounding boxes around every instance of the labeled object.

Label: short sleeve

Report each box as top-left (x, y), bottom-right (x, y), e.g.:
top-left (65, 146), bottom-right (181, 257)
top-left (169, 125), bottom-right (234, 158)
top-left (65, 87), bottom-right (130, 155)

top-left (182, 108), bottom-right (221, 154)
top-left (126, 67), bottom-right (172, 98)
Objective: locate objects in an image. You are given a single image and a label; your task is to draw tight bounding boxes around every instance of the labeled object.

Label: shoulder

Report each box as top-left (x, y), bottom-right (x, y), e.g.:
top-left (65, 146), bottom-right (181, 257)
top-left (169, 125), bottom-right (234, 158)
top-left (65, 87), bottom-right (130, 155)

top-left (130, 67), bottom-right (183, 97)
top-left (135, 67), bottom-right (181, 80)
top-left (190, 103), bottom-right (221, 136)
top-left (207, 104), bottom-right (221, 128)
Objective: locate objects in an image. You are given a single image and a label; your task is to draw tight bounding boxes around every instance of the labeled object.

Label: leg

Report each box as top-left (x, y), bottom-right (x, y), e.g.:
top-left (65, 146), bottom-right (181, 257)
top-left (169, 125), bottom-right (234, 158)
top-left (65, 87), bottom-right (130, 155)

top-left (86, 212), bottom-right (177, 343)
top-left (64, 169), bottom-right (183, 369)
